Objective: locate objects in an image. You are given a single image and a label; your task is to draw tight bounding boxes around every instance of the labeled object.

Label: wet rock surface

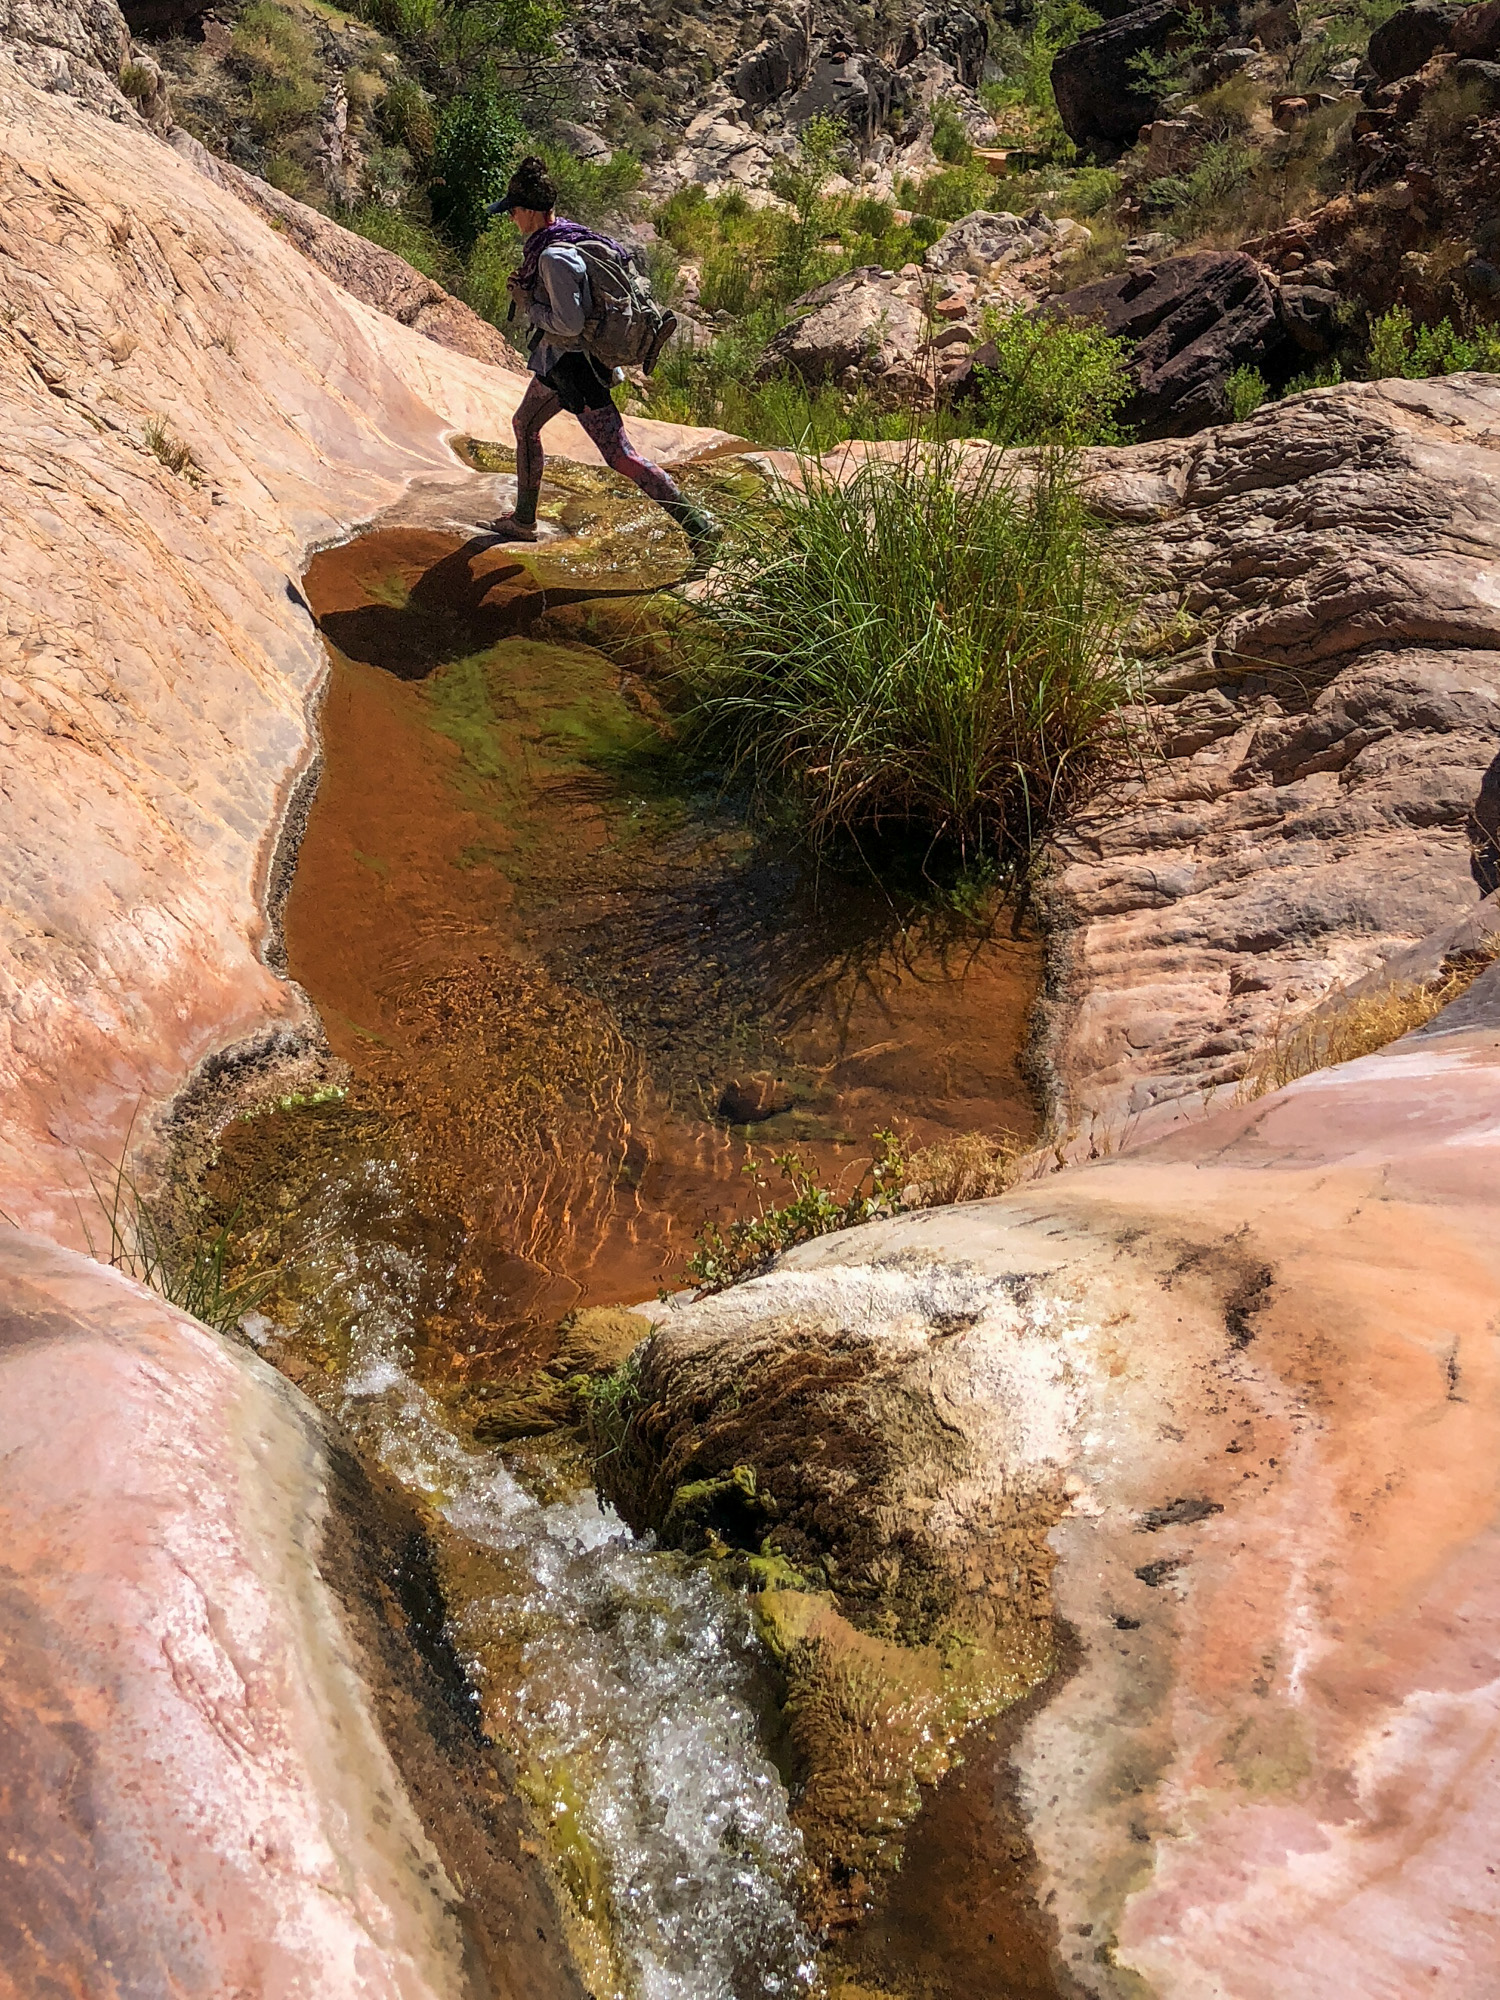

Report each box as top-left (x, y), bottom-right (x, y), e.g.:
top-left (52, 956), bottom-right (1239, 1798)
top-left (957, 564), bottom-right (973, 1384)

top-left (630, 984), bottom-right (1500, 1995)
top-left (0, 1227), bottom-right (583, 2000)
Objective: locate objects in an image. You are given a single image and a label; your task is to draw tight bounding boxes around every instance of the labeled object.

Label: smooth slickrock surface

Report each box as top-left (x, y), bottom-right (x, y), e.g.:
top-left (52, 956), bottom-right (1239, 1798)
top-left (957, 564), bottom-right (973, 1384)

top-left (0, 57), bottom-right (726, 1242)
top-left (1045, 373), bottom-right (1500, 1132)
top-left (0, 1226), bottom-right (585, 2000)
top-left (638, 971), bottom-right (1500, 1997)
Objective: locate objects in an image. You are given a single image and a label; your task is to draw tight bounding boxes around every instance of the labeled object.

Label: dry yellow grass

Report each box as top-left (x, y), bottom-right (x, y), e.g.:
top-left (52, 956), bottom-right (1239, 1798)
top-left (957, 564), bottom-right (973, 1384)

top-left (905, 1128), bottom-right (1025, 1206)
top-left (1238, 934), bottom-right (1500, 1102)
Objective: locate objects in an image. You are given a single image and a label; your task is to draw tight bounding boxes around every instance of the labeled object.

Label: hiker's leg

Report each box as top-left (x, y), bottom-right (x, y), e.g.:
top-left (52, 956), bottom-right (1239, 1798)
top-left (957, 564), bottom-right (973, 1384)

top-left (576, 402), bottom-right (688, 513)
top-left (506, 377), bottom-right (563, 530)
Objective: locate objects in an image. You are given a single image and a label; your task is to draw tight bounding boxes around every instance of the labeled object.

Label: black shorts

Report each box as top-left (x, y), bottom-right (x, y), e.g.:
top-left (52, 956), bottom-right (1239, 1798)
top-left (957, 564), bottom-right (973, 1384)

top-left (540, 349), bottom-right (615, 415)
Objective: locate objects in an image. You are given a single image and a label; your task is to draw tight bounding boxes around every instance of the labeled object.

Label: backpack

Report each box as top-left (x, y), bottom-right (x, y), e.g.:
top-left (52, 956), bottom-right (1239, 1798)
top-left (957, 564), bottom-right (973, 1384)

top-left (574, 240), bottom-right (678, 375)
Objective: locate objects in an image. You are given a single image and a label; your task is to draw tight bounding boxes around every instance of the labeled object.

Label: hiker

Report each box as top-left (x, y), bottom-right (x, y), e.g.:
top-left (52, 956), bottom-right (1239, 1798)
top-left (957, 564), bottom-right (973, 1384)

top-left (486, 155), bottom-right (717, 554)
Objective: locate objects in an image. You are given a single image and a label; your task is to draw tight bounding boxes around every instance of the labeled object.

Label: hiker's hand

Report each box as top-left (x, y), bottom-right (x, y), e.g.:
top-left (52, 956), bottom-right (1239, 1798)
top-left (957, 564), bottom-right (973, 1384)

top-left (506, 273), bottom-right (528, 302)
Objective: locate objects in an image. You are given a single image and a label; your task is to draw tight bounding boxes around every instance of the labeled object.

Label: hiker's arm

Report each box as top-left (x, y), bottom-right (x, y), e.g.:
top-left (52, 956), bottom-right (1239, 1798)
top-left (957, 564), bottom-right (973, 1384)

top-left (526, 247), bottom-right (589, 340)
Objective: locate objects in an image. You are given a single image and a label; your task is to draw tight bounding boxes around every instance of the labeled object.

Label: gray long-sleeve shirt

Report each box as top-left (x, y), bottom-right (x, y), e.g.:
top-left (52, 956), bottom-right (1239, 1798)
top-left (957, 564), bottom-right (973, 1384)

top-left (525, 243), bottom-right (591, 379)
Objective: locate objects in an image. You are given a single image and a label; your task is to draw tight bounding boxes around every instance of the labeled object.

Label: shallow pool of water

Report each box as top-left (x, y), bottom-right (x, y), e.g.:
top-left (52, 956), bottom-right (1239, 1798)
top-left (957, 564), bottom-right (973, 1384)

top-left (217, 506), bottom-right (1046, 1998)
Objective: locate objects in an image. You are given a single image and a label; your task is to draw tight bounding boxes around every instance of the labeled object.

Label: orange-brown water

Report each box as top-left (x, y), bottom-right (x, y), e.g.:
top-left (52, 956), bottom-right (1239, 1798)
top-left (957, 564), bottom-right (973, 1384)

top-left (282, 526), bottom-right (1041, 1373)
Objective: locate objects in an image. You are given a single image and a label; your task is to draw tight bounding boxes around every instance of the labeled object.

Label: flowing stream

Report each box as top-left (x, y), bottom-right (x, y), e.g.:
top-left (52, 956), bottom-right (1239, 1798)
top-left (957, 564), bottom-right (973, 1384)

top-left (220, 491), bottom-right (1042, 1998)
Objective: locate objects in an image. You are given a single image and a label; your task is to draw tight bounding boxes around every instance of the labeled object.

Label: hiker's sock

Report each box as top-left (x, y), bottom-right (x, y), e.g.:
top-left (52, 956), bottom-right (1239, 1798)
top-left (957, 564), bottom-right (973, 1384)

top-left (512, 486), bottom-right (540, 529)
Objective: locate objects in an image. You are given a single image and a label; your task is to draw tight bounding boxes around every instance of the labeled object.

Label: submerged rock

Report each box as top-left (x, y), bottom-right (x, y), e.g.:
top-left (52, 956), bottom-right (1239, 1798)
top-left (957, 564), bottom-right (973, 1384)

top-left (718, 1072), bottom-right (796, 1122)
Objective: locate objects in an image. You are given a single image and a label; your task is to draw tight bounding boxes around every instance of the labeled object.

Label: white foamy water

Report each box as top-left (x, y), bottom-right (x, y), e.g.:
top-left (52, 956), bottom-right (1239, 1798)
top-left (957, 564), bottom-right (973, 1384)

top-left (293, 1164), bottom-right (815, 2000)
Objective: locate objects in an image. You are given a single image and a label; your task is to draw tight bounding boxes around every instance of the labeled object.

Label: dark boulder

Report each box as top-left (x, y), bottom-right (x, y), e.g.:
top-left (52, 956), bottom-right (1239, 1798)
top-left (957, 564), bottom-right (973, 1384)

top-left (1454, 53), bottom-right (1500, 100)
top-left (732, 9), bottom-right (814, 109)
top-left (787, 50), bottom-right (894, 143)
top-left (1366, 2), bottom-right (1464, 80)
top-left (1276, 281), bottom-right (1342, 353)
top-left (896, 5), bottom-right (990, 86)
top-left (718, 1075), bottom-right (795, 1123)
top-left (1452, 0), bottom-right (1500, 54)
top-left (1051, 0), bottom-right (1192, 149)
top-left (1050, 250), bottom-right (1288, 437)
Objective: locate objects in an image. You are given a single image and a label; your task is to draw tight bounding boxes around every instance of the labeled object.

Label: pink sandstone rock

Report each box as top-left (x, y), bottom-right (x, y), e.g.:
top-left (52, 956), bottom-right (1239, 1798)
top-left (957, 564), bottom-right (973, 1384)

top-left (0, 53), bottom-right (729, 1245)
top-left (0, 1225), bottom-right (582, 2000)
top-left (639, 970), bottom-right (1500, 1994)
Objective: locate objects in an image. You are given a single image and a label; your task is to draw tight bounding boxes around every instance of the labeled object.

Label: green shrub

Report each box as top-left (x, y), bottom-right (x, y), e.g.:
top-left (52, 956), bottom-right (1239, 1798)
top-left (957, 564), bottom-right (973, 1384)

top-left (265, 150), bottom-right (312, 196)
top-left (901, 161), bottom-right (995, 221)
top-left (1225, 364), bottom-right (1268, 420)
top-left (345, 200), bottom-right (453, 278)
top-left (432, 87), bottom-right (525, 246)
top-left (1366, 305), bottom-right (1500, 378)
top-left (1141, 139), bottom-right (1253, 224)
top-left (971, 305), bottom-right (1134, 445)
top-left (680, 1135), bottom-right (911, 1294)
top-left (931, 100), bottom-right (973, 165)
top-left (1055, 165), bottom-right (1119, 216)
top-left (380, 73), bottom-right (435, 160)
top-left (464, 219), bottom-right (521, 323)
top-left (119, 59), bottom-right (157, 100)
top-left (538, 142), bottom-right (643, 224)
top-left (681, 446), bottom-right (1137, 861)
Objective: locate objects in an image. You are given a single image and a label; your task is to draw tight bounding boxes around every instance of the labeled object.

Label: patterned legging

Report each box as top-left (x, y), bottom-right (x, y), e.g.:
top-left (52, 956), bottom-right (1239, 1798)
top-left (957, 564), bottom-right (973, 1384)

top-left (512, 374), bottom-right (684, 510)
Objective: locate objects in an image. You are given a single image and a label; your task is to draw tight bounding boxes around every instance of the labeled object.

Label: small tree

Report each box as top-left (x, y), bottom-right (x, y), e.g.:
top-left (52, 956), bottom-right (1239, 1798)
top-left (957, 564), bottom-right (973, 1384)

top-left (431, 87), bottom-right (525, 247)
top-left (769, 113), bottom-right (846, 301)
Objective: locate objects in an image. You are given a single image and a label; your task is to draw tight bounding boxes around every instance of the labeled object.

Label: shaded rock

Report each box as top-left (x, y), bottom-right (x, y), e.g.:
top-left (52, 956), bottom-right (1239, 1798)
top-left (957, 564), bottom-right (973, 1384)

top-left (1276, 278), bottom-right (1342, 351)
top-left (755, 271), bottom-right (925, 385)
top-left (718, 1073), bottom-right (795, 1122)
top-left (1454, 51), bottom-right (1500, 99)
top-left (731, 2), bottom-right (813, 107)
top-left (1473, 750), bottom-right (1500, 893)
top-left (1051, 249), bottom-right (1286, 436)
top-left (1367, 0), bottom-right (1464, 79)
top-left (1452, 0), bottom-right (1500, 52)
top-left (0, 1227), bottom-right (584, 1999)
top-left (786, 47), bottom-right (893, 143)
top-left (1051, 0), bottom-right (1191, 149)
top-left (896, 3), bottom-right (989, 86)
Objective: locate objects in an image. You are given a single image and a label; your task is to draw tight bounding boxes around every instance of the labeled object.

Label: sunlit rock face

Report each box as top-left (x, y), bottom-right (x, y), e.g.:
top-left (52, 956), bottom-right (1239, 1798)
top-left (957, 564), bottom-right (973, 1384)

top-left (0, 55), bottom-right (722, 1243)
top-left (1048, 376), bottom-right (1500, 1138)
top-left (635, 970), bottom-right (1500, 1995)
top-left (0, 1226), bottom-right (585, 2000)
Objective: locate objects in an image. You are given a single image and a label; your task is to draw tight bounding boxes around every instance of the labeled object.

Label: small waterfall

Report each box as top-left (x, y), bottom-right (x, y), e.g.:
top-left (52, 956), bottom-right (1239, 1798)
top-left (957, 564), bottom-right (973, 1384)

top-left (267, 1157), bottom-right (816, 2000)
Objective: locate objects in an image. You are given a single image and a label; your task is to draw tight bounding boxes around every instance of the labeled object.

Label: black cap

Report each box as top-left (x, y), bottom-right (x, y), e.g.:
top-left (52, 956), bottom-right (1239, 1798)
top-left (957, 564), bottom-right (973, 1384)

top-left (486, 154), bottom-right (557, 219)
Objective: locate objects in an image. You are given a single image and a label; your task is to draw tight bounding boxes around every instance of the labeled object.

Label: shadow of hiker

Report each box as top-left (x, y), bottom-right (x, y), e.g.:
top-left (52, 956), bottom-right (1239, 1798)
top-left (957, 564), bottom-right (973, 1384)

top-left (315, 535), bottom-right (666, 683)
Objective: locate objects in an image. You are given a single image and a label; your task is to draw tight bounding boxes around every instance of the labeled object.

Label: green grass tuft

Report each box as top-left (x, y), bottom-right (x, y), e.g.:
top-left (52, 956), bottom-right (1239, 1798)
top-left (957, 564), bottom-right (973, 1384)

top-left (680, 445), bottom-right (1138, 865)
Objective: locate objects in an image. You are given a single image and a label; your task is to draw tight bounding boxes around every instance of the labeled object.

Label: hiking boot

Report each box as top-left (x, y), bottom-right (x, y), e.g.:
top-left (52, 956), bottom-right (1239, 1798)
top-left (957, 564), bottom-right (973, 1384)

top-left (489, 513), bottom-right (539, 543)
top-left (677, 505), bottom-right (721, 569)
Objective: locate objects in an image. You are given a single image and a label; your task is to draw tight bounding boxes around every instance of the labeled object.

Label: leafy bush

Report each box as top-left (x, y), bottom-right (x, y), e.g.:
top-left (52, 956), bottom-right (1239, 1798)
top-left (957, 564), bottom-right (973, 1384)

top-left (431, 87), bottom-right (525, 245)
top-left (1225, 364), bottom-right (1268, 420)
top-left (1365, 305), bottom-right (1500, 379)
top-left (1141, 139), bottom-right (1254, 225)
top-left (380, 73), bottom-right (435, 159)
top-left (971, 305), bottom-right (1135, 445)
top-left (983, 0), bottom-right (1098, 159)
top-left (345, 200), bottom-right (453, 278)
top-left (680, 1134), bottom-right (910, 1293)
top-left (899, 161), bottom-right (995, 221)
top-left (681, 446), bottom-right (1137, 862)
top-left (931, 100), bottom-right (973, 165)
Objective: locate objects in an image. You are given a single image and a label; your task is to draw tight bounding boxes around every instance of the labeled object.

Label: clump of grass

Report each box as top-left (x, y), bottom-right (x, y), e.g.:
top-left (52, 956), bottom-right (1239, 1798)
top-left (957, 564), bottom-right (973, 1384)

top-left (682, 445), bottom-right (1138, 865)
top-left (1238, 936), bottom-right (1500, 1100)
top-left (904, 1129), bottom-right (1025, 1205)
top-left (143, 416), bottom-right (203, 483)
top-left (76, 1145), bottom-right (269, 1340)
top-left (678, 1126), bottom-right (1027, 1295)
